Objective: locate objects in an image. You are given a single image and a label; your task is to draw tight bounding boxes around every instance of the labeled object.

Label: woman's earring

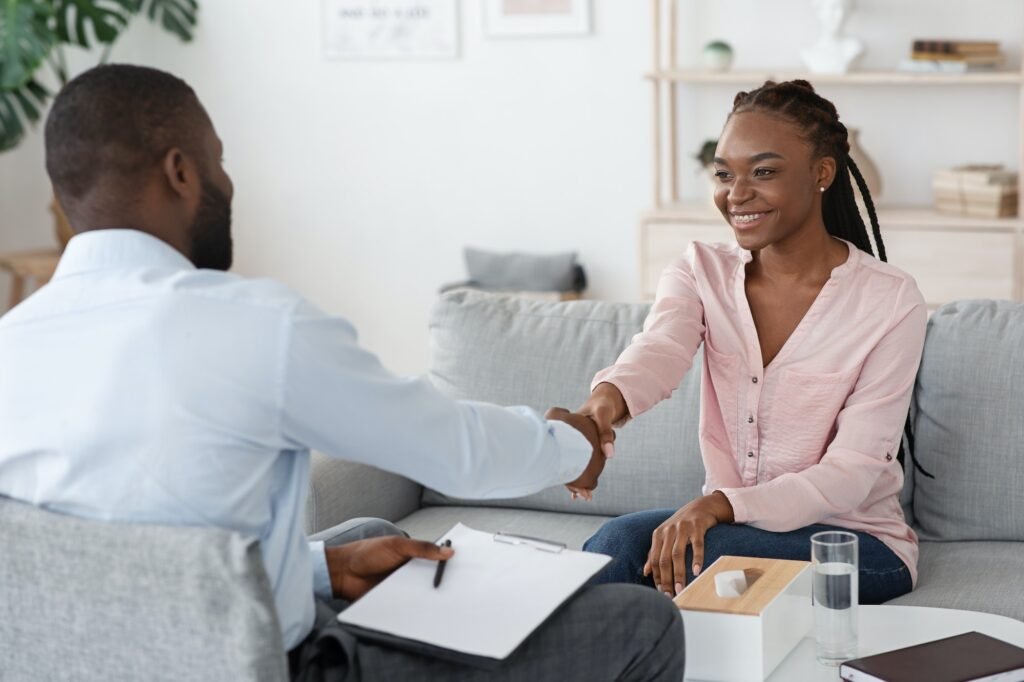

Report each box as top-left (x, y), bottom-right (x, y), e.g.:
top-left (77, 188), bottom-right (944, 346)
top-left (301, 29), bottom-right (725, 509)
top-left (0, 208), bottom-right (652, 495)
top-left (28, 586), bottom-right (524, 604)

top-left (819, 186), bottom-right (826, 193)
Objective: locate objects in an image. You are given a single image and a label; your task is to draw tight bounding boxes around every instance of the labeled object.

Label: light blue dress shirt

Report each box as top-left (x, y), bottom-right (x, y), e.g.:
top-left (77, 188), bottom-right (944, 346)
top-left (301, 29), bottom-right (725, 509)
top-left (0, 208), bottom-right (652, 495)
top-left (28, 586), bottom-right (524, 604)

top-left (0, 230), bottom-right (591, 650)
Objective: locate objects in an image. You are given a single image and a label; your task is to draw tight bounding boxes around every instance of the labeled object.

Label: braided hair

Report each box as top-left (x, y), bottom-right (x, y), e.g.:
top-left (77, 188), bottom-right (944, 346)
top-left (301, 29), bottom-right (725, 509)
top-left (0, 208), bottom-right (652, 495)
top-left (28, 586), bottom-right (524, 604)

top-left (729, 80), bottom-right (933, 478)
top-left (729, 79), bottom-right (886, 262)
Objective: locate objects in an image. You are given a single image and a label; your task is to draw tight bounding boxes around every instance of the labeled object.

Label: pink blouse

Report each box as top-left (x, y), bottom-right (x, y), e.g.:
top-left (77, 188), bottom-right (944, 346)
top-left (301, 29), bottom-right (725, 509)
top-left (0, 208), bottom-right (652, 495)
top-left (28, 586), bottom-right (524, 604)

top-left (593, 240), bottom-right (927, 584)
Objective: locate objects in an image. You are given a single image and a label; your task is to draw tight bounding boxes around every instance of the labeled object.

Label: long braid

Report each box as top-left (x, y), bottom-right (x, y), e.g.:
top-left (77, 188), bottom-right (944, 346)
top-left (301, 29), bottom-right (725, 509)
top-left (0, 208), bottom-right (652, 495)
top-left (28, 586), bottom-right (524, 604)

top-left (729, 80), bottom-right (934, 479)
top-left (848, 157), bottom-right (886, 262)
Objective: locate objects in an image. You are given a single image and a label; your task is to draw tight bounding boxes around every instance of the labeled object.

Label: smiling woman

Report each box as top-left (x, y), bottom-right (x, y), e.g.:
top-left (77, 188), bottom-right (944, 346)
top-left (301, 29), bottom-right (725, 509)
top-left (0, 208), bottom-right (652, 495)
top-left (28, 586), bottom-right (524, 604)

top-left (560, 80), bottom-right (928, 607)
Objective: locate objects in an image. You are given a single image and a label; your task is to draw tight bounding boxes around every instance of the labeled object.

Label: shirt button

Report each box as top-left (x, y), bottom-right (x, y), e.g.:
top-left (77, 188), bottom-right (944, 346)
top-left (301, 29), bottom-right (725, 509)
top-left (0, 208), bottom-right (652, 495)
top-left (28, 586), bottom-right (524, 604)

top-left (747, 416), bottom-right (754, 424)
top-left (747, 451), bottom-right (755, 458)
top-left (752, 377), bottom-right (759, 384)
top-left (886, 453), bottom-right (893, 461)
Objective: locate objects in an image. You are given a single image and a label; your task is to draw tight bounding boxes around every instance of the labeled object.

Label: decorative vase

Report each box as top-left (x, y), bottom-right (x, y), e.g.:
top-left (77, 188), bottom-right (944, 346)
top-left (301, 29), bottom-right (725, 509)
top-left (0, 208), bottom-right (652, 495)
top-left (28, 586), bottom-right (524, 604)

top-left (846, 127), bottom-right (882, 201)
top-left (701, 41), bottom-right (733, 72)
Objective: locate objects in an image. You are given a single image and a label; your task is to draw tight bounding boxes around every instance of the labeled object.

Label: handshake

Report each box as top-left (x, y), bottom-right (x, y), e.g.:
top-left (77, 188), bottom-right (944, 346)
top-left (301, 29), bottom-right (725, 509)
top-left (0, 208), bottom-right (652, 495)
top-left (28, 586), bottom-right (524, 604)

top-left (545, 382), bottom-right (628, 502)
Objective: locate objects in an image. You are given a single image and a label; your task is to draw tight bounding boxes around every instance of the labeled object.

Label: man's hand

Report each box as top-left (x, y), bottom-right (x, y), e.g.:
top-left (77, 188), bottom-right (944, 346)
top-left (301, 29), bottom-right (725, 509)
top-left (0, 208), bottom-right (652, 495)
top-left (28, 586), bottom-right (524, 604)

top-left (545, 407), bottom-right (605, 501)
top-left (325, 536), bottom-right (454, 601)
top-left (644, 491), bottom-right (735, 597)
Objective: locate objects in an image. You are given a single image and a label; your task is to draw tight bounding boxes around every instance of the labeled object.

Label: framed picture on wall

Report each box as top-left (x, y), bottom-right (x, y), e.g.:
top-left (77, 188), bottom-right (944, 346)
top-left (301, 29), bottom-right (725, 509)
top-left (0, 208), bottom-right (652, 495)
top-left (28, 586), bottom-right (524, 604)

top-left (323, 0), bottom-right (459, 60)
top-left (483, 0), bottom-right (591, 37)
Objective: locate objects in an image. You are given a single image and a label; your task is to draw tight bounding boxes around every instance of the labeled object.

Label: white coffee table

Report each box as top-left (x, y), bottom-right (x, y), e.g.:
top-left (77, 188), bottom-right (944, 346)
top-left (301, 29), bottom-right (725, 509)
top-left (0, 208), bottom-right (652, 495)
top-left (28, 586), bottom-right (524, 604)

top-left (683, 605), bottom-right (1024, 681)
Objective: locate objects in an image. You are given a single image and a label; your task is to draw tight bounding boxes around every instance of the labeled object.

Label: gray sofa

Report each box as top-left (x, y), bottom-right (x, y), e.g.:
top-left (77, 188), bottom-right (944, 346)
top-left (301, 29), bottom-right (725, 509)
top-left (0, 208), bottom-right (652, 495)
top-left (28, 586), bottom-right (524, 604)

top-left (306, 291), bottom-right (1024, 621)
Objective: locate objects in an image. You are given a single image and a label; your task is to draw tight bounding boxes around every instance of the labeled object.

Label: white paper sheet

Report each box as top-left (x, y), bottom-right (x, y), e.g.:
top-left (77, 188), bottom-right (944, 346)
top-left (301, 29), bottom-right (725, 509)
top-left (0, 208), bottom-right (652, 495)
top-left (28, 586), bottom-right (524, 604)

top-left (337, 523), bottom-right (611, 660)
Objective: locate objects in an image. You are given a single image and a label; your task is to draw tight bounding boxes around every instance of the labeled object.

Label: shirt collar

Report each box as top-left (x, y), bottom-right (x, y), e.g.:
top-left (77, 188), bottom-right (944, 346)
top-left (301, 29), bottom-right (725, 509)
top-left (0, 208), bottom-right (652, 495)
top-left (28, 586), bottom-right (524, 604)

top-left (736, 238), bottom-right (859, 279)
top-left (52, 229), bottom-right (196, 280)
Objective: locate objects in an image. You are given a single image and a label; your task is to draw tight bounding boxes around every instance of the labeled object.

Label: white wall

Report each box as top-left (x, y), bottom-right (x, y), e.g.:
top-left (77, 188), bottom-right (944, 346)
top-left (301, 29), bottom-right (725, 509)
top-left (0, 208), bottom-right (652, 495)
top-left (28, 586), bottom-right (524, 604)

top-left (1, 0), bottom-right (1020, 374)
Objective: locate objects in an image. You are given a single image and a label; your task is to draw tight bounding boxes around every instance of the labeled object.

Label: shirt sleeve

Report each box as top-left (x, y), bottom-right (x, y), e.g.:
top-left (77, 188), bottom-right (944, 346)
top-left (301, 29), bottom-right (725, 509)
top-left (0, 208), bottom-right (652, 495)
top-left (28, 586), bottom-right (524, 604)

top-left (309, 540), bottom-right (333, 600)
top-left (279, 301), bottom-right (591, 500)
top-left (591, 244), bottom-right (706, 420)
top-left (719, 282), bottom-right (928, 530)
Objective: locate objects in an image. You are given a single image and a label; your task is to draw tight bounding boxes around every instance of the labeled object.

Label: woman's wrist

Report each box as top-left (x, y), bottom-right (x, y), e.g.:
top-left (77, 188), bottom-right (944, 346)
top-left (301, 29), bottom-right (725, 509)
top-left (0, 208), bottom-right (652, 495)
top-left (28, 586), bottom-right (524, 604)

top-left (709, 490), bottom-right (736, 524)
top-left (590, 382), bottom-right (628, 422)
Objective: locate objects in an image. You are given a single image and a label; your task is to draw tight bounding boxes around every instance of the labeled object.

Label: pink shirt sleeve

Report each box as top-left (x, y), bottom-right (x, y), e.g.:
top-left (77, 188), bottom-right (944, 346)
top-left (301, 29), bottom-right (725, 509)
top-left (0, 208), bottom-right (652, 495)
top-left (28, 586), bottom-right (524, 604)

top-left (591, 245), bottom-right (706, 420)
top-left (719, 282), bottom-right (928, 530)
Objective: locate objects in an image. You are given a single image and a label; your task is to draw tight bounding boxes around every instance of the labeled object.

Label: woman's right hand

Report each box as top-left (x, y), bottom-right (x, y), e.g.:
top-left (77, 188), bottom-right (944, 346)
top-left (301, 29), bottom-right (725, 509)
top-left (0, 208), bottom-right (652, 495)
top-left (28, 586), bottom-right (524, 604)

top-left (578, 382), bottom-right (628, 460)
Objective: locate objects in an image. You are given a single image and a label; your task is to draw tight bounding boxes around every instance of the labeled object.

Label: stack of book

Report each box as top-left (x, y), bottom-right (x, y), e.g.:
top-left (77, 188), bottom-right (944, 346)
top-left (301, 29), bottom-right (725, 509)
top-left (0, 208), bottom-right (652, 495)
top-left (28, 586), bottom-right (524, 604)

top-left (899, 39), bottom-right (1005, 73)
top-left (933, 165), bottom-right (1018, 219)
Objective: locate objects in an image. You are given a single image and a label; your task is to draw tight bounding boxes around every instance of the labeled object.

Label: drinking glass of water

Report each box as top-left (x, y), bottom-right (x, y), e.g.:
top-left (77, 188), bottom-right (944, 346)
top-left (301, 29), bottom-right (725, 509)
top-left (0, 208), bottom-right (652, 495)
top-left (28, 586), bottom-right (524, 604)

top-left (811, 530), bottom-right (859, 665)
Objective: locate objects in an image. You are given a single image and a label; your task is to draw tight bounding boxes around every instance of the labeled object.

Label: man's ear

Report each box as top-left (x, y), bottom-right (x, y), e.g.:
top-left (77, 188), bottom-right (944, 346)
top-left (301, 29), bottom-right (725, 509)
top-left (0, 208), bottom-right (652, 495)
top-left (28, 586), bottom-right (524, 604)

top-left (816, 156), bottom-right (837, 192)
top-left (161, 147), bottom-right (201, 203)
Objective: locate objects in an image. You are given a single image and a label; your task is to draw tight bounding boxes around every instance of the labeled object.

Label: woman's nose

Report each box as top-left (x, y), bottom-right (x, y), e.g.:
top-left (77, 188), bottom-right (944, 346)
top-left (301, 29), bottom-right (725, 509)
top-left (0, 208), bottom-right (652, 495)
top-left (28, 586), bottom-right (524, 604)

top-left (729, 177), bottom-right (756, 204)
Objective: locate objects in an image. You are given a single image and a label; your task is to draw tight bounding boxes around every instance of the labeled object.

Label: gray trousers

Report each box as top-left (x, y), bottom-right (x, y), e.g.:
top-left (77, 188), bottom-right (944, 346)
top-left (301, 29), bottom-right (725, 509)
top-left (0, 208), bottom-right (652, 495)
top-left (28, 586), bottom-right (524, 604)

top-left (295, 518), bottom-right (685, 682)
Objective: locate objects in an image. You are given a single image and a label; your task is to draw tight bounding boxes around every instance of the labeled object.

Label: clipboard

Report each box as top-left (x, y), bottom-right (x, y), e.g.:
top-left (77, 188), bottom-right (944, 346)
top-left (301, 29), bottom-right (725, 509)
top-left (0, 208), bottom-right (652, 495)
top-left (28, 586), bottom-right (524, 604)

top-left (336, 523), bottom-right (610, 663)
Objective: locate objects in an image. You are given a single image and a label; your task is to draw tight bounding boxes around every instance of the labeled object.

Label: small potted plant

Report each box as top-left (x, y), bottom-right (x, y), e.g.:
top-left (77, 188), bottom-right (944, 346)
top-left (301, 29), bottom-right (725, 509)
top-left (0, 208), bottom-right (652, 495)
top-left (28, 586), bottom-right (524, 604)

top-left (701, 41), bottom-right (734, 72)
top-left (694, 139), bottom-right (719, 207)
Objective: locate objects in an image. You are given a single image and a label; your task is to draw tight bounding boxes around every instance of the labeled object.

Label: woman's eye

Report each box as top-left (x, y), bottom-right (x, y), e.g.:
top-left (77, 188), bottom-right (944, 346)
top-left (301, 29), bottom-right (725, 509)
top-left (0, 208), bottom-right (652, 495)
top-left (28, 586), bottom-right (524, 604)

top-left (713, 170), bottom-right (731, 181)
top-left (753, 167), bottom-right (776, 177)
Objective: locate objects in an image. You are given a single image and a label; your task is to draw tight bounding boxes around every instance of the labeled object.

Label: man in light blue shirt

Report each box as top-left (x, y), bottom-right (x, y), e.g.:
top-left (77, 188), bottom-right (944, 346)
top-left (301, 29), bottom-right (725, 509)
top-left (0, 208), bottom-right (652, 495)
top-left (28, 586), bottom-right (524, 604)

top-left (0, 65), bottom-right (683, 681)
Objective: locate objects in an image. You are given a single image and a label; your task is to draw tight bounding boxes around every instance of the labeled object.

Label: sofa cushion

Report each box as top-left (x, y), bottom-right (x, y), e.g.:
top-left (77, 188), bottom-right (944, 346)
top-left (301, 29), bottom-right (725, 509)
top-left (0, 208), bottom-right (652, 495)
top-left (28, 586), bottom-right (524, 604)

top-left (886, 541), bottom-right (1024, 621)
top-left (396, 505), bottom-right (614, 551)
top-left (911, 301), bottom-right (1024, 542)
top-left (0, 496), bottom-right (287, 682)
top-left (425, 291), bottom-right (705, 517)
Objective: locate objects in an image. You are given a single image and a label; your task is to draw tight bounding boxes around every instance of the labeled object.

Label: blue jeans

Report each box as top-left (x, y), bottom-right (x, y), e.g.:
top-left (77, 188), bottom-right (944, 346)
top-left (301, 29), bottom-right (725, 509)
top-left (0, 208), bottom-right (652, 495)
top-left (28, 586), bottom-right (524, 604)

top-left (583, 509), bottom-right (912, 604)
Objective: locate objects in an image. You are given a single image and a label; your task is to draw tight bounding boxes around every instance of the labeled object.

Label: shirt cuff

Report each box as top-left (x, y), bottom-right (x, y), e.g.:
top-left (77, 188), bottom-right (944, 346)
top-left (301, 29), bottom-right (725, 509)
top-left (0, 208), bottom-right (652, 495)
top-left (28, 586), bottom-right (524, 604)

top-left (546, 419), bottom-right (592, 483)
top-left (718, 488), bottom-right (751, 525)
top-left (309, 540), bottom-right (333, 600)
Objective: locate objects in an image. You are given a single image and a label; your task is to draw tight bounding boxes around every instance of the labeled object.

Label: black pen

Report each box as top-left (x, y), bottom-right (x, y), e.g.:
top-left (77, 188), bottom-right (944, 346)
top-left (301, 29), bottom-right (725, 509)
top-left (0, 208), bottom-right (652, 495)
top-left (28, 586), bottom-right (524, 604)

top-left (433, 539), bottom-right (452, 588)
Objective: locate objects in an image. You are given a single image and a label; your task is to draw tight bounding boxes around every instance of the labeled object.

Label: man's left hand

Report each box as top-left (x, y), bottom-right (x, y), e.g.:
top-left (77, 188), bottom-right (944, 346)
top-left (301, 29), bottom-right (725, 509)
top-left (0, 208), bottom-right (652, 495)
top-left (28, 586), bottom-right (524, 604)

top-left (325, 536), bottom-right (454, 601)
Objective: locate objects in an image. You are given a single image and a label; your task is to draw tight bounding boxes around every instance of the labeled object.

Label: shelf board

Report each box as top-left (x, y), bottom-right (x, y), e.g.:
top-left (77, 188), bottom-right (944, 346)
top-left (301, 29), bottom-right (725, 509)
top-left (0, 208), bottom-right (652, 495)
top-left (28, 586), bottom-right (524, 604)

top-left (647, 69), bottom-right (1024, 86)
top-left (642, 202), bottom-right (1023, 232)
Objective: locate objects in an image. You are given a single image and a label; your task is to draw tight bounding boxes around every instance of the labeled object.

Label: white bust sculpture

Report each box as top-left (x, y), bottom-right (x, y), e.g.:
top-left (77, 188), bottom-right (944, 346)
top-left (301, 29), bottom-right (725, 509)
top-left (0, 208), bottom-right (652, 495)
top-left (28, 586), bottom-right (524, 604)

top-left (801, 0), bottom-right (864, 74)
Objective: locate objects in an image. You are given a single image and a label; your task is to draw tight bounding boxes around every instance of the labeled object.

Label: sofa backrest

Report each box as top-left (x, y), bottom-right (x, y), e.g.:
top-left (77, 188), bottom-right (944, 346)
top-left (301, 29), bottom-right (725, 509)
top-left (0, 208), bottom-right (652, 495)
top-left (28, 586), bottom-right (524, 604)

top-left (426, 292), bottom-right (1023, 545)
top-left (0, 496), bottom-right (288, 682)
top-left (425, 291), bottom-right (706, 516)
top-left (910, 300), bottom-right (1024, 542)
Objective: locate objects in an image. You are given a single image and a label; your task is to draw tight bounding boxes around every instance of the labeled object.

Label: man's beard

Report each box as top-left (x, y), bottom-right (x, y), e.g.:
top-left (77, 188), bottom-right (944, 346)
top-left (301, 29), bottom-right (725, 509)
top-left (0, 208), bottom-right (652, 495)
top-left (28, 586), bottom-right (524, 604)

top-left (188, 180), bottom-right (233, 271)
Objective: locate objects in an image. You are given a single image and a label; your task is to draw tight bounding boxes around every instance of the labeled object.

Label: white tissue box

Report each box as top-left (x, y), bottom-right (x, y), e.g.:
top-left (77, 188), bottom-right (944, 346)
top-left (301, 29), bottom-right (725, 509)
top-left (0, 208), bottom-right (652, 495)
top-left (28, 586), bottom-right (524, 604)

top-left (674, 556), bottom-right (812, 681)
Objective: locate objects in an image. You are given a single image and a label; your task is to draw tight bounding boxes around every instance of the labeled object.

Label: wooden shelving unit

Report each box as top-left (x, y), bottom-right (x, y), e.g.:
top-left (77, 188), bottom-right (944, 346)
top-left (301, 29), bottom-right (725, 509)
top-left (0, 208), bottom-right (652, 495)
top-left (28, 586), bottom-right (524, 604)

top-left (641, 0), bottom-right (1024, 306)
top-left (648, 69), bottom-right (1024, 86)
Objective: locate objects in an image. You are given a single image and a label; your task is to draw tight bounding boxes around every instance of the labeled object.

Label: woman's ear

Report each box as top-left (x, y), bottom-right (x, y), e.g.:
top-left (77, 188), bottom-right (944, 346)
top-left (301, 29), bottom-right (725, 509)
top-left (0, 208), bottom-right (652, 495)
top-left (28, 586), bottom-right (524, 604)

top-left (816, 156), bottom-right (837, 192)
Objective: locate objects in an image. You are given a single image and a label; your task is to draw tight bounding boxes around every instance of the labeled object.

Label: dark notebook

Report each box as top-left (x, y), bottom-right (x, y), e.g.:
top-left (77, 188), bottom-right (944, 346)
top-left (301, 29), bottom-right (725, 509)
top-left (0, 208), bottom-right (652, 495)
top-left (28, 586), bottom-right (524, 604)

top-left (840, 631), bottom-right (1024, 682)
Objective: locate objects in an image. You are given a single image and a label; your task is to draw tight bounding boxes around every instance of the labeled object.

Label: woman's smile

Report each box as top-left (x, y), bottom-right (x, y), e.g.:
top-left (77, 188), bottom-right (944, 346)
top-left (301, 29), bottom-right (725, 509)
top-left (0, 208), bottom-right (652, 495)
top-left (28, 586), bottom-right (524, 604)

top-left (729, 209), bottom-right (774, 230)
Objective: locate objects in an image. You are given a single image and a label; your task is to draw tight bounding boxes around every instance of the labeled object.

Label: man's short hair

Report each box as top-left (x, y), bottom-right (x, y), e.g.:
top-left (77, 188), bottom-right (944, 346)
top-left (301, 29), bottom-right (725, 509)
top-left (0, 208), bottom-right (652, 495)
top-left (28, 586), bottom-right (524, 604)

top-left (45, 64), bottom-right (208, 204)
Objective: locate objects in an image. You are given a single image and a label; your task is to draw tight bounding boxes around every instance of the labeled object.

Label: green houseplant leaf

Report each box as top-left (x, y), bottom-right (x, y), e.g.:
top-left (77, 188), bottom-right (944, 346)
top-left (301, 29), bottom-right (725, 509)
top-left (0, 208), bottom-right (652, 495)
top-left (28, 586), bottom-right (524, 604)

top-left (0, 0), bottom-right (199, 155)
top-left (139, 0), bottom-right (197, 42)
top-left (0, 78), bottom-right (47, 151)
top-left (0, 0), bottom-right (54, 89)
top-left (54, 0), bottom-right (135, 48)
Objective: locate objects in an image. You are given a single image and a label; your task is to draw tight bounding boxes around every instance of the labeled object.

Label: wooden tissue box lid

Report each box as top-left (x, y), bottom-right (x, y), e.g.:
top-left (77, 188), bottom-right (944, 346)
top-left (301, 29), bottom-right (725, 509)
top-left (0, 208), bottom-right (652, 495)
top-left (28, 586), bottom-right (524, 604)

top-left (673, 555), bottom-right (810, 616)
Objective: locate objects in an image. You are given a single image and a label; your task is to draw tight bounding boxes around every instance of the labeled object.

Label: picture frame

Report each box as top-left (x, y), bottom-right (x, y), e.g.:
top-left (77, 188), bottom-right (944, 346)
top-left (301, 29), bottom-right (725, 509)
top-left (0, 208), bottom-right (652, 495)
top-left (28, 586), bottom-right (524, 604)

top-left (322, 0), bottom-right (460, 60)
top-left (483, 0), bottom-right (591, 38)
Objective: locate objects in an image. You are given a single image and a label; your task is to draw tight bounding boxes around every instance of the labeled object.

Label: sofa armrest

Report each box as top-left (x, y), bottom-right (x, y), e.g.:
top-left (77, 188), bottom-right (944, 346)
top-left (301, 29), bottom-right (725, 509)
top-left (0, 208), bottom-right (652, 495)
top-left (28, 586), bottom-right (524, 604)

top-left (304, 452), bottom-right (423, 535)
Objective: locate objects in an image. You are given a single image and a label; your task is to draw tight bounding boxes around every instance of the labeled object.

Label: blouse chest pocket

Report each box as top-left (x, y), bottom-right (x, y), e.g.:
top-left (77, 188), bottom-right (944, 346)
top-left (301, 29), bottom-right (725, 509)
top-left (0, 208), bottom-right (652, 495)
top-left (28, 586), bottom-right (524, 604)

top-left (766, 366), bottom-right (861, 470)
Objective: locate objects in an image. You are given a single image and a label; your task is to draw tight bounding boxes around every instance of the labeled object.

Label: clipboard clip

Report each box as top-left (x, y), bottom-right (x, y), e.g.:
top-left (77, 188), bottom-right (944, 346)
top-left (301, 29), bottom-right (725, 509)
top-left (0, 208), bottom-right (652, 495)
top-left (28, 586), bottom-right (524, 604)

top-left (493, 532), bottom-right (566, 553)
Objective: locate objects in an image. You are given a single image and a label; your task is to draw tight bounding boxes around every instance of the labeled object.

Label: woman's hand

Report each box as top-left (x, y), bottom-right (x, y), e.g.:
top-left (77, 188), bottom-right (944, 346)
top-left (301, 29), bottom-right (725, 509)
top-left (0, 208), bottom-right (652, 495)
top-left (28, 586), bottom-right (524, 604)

top-left (644, 491), bottom-right (735, 597)
top-left (577, 382), bottom-right (628, 460)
